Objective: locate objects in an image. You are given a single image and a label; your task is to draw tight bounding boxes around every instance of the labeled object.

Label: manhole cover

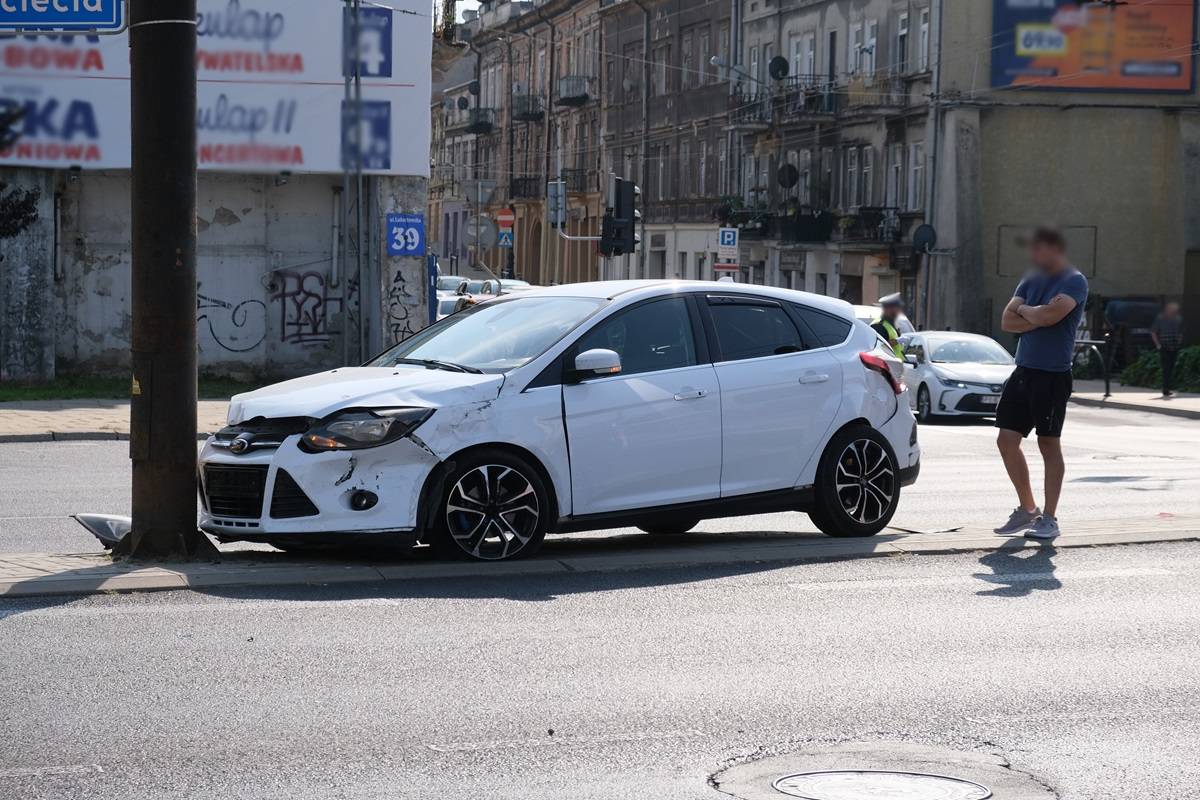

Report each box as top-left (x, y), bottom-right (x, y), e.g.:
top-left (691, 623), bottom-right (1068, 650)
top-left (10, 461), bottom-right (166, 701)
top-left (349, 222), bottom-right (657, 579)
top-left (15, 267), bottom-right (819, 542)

top-left (774, 770), bottom-right (992, 799)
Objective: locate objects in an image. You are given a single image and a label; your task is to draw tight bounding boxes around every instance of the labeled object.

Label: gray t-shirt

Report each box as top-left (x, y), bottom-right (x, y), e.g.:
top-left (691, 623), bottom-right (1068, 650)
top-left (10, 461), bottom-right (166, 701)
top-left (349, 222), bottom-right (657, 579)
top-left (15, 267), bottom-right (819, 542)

top-left (1013, 267), bottom-right (1089, 373)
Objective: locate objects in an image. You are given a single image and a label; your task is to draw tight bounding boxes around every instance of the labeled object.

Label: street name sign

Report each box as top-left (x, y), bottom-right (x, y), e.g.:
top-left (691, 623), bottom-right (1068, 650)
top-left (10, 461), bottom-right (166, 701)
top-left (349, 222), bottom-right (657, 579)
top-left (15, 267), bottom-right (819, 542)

top-left (386, 213), bottom-right (425, 256)
top-left (0, 0), bottom-right (125, 32)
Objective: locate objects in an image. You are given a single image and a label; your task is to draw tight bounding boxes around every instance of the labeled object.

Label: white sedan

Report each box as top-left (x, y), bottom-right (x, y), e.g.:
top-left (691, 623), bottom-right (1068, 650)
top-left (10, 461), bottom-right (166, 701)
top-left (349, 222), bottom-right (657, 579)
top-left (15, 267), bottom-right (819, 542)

top-left (198, 281), bottom-right (920, 561)
top-left (902, 332), bottom-right (1016, 421)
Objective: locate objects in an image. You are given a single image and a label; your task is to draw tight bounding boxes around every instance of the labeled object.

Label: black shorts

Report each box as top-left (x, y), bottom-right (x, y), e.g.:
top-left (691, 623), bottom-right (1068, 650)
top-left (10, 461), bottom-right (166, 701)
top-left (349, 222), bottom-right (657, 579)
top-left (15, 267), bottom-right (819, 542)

top-left (995, 366), bottom-right (1073, 438)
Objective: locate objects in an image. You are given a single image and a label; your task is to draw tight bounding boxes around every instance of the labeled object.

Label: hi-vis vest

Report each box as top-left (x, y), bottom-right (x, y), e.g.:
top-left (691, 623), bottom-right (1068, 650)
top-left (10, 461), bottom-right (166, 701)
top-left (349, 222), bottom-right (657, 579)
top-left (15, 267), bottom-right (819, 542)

top-left (873, 318), bottom-right (904, 358)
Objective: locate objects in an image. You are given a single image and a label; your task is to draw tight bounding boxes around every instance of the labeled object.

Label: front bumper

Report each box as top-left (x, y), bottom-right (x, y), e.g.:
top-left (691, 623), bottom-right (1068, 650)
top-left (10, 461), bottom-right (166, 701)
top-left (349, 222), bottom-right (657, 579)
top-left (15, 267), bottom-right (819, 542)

top-left (933, 385), bottom-right (1002, 415)
top-left (197, 434), bottom-right (441, 540)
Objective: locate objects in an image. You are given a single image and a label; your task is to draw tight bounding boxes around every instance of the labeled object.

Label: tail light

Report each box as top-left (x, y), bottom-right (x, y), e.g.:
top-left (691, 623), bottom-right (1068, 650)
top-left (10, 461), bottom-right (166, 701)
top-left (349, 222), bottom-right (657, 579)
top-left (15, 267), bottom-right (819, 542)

top-left (860, 351), bottom-right (903, 395)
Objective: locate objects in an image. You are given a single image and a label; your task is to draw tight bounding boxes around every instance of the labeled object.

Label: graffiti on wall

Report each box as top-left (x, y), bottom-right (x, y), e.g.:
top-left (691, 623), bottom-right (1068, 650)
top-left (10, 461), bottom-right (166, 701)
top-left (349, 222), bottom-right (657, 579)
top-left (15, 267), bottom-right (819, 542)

top-left (197, 291), bottom-right (268, 353)
top-left (385, 266), bottom-right (418, 344)
top-left (271, 269), bottom-right (346, 345)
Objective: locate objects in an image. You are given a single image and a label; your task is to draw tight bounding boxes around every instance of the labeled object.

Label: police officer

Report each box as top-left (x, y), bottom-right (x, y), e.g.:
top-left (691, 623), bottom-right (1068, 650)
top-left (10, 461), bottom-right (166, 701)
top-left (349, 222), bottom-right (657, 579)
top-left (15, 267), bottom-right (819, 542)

top-left (872, 293), bottom-right (908, 357)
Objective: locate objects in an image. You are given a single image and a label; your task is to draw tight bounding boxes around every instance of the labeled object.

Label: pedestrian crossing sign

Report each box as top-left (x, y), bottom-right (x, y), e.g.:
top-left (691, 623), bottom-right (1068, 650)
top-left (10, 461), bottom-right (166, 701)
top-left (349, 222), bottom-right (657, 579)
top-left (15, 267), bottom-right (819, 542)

top-left (497, 229), bottom-right (514, 248)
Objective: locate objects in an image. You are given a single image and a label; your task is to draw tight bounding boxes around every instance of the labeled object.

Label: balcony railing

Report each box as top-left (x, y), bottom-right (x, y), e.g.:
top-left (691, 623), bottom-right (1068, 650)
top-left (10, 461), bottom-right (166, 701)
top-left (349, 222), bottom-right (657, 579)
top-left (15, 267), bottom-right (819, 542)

top-left (779, 75), bottom-right (844, 119)
top-left (556, 75), bottom-right (592, 107)
top-left (834, 206), bottom-right (903, 243)
top-left (512, 93), bottom-right (545, 122)
top-left (510, 176), bottom-right (543, 199)
top-left (843, 73), bottom-right (910, 111)
top-left (465, 107), bottom-right (496, 135)
top-left (778, 207), bottom-right (836, 243)
top-left (729, 91), bottom-right (771, 127)
top-left (560, 167), bottom-right (593, 193)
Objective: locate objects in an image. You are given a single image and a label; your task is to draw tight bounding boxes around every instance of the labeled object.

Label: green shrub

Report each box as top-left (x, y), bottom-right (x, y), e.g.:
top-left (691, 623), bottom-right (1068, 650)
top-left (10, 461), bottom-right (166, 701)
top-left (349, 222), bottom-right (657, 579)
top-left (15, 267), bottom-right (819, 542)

top-left (1119, 346), bottom-right (1200, 393)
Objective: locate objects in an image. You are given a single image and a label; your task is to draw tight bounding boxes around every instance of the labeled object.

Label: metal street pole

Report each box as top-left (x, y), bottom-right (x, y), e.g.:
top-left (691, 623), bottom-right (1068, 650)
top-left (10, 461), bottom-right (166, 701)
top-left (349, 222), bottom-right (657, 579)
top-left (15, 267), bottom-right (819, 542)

top-left (125, 0), bottom-right (213, 559)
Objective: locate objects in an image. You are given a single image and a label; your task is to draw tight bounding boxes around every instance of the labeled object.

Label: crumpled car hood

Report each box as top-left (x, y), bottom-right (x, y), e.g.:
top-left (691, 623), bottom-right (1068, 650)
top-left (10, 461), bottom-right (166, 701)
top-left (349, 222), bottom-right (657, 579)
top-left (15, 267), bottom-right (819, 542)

top-left (226, 367), bottom-right (504, 424)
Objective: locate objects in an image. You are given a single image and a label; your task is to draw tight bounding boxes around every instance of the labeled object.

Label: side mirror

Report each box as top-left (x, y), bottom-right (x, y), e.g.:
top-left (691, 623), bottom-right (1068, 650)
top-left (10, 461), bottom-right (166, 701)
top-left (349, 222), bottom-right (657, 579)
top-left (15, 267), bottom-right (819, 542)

top-left (574, 348), bottom-right (622, 377)
top-left (903, 353), bottom-right (919, 366)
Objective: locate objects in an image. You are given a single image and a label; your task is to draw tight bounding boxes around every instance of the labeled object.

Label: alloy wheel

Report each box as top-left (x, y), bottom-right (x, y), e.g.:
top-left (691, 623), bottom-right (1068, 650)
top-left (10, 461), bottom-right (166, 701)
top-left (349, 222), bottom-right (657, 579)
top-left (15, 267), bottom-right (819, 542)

top-left (445, 464), bottom-right (541, 560)
top-left (834, 439), bottom-right (896, 525)
top-left (918, 386), bottom-right (931, 421)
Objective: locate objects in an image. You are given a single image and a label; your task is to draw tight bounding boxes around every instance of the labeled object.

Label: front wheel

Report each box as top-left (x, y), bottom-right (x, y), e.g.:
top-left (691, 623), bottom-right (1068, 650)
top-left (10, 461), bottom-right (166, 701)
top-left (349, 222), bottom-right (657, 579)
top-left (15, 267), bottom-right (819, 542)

top-left (430, 449), bottom-right (550, 561)
top-left (808, 426), bottom-right (900, 538)
top-left (916, 384), bottom-right (934, 422)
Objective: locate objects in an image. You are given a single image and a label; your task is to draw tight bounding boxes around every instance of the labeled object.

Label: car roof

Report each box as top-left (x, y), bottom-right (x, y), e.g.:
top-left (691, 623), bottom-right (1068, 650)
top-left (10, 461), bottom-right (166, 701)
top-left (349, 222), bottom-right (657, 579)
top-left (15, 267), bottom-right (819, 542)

top-left (512, 280), bottom-right (856, 317)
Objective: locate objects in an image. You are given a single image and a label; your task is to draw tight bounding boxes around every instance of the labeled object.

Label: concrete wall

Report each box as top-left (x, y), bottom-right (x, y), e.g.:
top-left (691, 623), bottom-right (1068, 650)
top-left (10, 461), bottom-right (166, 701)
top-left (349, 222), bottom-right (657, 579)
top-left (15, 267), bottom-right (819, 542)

top-left (1, 167), bottom-right (431, 383)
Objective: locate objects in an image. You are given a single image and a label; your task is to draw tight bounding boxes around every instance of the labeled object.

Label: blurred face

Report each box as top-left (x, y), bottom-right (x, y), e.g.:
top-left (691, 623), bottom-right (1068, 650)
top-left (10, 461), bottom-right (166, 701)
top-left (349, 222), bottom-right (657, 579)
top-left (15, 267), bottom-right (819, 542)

top-left (882, 303), bottom-right (901, 320)
top-left (1029, 241), bottom-right (1065, 273)
top-left (1165, 302), bottom-right (1181, 318)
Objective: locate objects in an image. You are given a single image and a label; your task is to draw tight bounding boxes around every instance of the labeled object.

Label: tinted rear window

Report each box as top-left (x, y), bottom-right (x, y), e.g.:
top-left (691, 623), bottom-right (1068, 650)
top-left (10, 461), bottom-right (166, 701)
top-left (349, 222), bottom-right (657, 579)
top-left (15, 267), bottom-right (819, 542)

top-left (791, 305), bottom-right (852, 347)
top-left (709, 303), bottom-right (805, 361)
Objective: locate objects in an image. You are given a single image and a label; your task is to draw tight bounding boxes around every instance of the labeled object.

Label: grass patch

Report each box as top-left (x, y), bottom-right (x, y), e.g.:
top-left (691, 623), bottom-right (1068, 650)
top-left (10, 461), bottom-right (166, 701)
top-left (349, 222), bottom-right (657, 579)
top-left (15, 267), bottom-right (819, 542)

top-left (0, 375), bottom-right (263, 402)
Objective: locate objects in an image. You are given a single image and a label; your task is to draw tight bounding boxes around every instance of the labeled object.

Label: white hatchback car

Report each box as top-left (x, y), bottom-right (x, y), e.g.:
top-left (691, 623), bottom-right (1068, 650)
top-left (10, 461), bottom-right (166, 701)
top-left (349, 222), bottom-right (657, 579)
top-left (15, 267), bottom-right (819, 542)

top-left (199, 281), bottom-right (921, 561)
top-left (901, 332), bottom-right (1016, 421)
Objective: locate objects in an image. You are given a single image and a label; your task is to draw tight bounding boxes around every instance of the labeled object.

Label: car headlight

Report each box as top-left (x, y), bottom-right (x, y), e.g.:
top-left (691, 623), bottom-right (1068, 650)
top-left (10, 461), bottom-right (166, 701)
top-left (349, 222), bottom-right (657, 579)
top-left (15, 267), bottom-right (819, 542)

top-left (300, 408), bottom-right (433, 452)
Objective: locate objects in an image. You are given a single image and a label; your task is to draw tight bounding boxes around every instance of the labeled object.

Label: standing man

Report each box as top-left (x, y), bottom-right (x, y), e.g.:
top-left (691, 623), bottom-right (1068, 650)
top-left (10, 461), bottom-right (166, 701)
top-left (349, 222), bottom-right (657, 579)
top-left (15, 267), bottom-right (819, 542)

top-left (1150, 301), bottom-right (1184, 398)
top-left (872, 294), bottom-right (908, 358)
top-left (993, 227), bottom-right (1089, 540)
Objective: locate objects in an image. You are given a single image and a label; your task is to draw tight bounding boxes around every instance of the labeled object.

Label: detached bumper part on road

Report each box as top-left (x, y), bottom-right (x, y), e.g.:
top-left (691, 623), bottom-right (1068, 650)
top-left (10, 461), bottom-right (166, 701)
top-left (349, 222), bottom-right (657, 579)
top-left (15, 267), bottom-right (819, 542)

top-left (198, 432), bottom-right (440, 546)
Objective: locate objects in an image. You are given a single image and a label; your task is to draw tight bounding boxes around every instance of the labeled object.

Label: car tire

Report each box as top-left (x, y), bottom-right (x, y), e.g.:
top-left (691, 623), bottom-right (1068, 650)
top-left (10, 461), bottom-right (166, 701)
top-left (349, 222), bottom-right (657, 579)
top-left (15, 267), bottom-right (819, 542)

top-left (429, 448), bottom-right (550, 561)
top-left (917, 384), bottom-right (934, 423)
top-left (636, 517), bottom-right (700, 535)
top-left (808, 425), bottom-right (900, 538)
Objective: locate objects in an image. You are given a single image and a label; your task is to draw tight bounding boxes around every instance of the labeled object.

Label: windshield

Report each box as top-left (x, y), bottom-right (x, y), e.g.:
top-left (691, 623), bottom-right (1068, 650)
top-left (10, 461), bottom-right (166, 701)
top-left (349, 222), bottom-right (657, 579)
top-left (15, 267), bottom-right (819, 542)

top-left (369, 296), bottom-right (604, 373)
top-left (929, 337), bottom-right (1014, 365)
top-left (465, 280), bottom-right (493, 294)
top-left (436, 276), bottom-right (465, 292)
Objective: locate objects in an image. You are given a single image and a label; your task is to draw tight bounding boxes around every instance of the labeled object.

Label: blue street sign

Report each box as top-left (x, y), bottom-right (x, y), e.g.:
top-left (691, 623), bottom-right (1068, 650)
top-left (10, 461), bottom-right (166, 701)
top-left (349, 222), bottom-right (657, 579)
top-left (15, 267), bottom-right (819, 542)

top-left (497, 229), bottom-right (514, 248)
top-left (719, 228), bottom-right (739, 248)
top-left (344, 7), bottom-right (393, 78)
top-left (387, 213), bottom-right (425, 256)
top-left (1, 0), bottom-right (124, 31)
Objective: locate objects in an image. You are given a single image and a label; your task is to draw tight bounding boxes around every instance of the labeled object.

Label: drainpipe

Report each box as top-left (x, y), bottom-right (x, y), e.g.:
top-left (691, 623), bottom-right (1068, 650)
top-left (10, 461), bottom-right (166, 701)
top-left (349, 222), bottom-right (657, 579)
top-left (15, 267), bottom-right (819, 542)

top-left (634, 0), bottom-right (651, 280)
top-left (921, 0), bottom-right (944, 330)
top-left (535, 7), bottom-right (557, 284)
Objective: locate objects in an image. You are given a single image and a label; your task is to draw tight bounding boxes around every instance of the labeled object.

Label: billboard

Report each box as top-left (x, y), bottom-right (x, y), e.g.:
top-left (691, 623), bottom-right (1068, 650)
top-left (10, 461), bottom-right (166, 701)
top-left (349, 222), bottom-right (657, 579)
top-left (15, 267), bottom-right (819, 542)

top-left (990, 0), bottom-right (1196, 93)
top-left (0, 0), bottom-right (431, 175)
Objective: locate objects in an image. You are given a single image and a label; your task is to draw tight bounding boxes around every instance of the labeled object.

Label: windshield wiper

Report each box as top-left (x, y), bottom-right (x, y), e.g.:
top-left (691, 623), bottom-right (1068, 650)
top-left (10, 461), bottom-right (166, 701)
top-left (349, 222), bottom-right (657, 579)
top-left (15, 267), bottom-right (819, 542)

top-left (393, 358), bottom-right (484, 374)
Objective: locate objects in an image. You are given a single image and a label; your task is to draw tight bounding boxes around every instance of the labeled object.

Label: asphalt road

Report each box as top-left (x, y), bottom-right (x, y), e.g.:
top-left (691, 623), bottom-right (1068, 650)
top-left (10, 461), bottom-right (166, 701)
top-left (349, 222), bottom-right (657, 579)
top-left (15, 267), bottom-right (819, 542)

top-left (3, 542), bottom-right (1200, 799)
top-left (1, 405), bottom-right (1197, 554)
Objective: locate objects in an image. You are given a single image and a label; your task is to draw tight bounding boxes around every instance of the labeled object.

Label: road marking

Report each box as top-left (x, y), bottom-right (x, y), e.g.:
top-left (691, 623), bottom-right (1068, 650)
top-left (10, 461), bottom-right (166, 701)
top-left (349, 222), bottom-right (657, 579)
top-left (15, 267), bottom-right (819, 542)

top-left (426, 728), bottom-right (705, 753)
top-left (0, 764), bottom-right (103, 779)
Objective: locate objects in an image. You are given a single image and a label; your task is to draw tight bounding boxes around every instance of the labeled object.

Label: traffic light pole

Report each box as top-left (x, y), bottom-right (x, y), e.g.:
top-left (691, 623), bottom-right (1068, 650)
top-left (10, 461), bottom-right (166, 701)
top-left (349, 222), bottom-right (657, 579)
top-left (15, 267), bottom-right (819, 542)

top-left (122, 0), bottom-right (215, 560)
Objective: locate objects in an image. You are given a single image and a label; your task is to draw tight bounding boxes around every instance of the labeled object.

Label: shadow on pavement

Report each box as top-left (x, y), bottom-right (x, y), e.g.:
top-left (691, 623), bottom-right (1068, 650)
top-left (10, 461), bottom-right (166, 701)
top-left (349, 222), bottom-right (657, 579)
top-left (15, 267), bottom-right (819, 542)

top-left (973, 538), bottom-right (1060, 598)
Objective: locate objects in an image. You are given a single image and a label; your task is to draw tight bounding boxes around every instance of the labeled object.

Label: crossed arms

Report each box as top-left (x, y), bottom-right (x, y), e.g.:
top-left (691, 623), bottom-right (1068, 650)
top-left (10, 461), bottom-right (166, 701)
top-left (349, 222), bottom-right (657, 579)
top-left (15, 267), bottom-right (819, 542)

top-left (1001, 294), bottom-right (1078, 334)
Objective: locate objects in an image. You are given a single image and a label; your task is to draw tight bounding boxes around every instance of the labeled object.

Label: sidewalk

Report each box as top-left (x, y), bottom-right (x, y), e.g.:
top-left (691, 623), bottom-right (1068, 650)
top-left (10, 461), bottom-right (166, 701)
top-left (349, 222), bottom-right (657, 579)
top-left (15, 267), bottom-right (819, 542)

top-left (1071, 380), bottom-right (1200, 420)
top-left (3, 517), bottom-right (1197, 598)
top-left (0, 399), bottom-right (229, 442)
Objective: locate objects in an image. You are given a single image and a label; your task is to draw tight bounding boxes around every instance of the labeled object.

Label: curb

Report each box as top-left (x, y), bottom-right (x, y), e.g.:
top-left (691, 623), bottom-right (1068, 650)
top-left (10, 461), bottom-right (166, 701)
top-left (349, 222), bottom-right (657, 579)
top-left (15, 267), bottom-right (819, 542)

top-left (1070, 396), bottom-right (1200, 420)
top-left (2, 528), bottom-right (1197, 599)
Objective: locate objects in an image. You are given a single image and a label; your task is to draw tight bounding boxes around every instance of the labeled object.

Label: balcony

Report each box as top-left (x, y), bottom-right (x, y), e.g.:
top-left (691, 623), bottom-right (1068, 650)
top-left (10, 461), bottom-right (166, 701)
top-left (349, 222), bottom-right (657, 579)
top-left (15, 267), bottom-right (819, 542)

top-left (510, 176), bottom-right (543, 200)
top-left (778, 207), bottom-right (836, 243)
top-left (465, 107), bottom-right (496, 135)
top-left (779, 76), bottom-right (844, 121)
top-left (512, 93), bottom-right (545, 122)
top-left (560, 167), bottom-right (593, 194)
top-left (556, 75), bottom-right (592, 107)
top-left (729, 91), bottom-right (771, 129)
top-left (724, 208), bottom-right (775, 238)
top-left (834, 206), bottom-right (903, 244)
top-left (842, 74), bottom-right (910, 114)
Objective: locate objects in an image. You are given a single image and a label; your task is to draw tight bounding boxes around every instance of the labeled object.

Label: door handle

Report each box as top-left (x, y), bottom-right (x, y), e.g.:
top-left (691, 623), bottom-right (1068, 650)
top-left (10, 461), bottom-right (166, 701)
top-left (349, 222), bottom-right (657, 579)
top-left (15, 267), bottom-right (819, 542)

top-left (673, 389), bottom-right (707, 401)
top-left (799, 373), bottom-right (830, 384)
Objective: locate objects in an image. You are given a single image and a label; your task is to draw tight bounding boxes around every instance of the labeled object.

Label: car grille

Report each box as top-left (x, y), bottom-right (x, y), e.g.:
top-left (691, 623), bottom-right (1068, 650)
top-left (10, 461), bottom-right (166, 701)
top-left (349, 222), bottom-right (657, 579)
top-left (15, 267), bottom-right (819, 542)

top-left (955, 394), bottom-right (1002, 413)
top-left (269, 469), bottom-right (319, 519)
top-left (211, 416), bottom-right (313, 453)
top-left (203, 464), bottom-right (268, 518)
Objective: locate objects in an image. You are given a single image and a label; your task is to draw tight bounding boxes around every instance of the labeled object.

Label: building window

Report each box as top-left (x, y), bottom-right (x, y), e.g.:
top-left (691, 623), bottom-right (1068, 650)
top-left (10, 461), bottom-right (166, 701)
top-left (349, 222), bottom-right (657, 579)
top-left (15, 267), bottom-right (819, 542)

top-left (653, 45), bottom-right (671, 96)
top-left (679, 140), bottom-right (691, 197)
top-left (918, 8), bottom-right (930, 72)
top-left (719, 22), bottom-right (731, 77)
top-left (658, 144), bottom-right (670, 201)
top-left (845, 147), bottom-right (859, 208)
top-left (821, 146), bottom-right (834, 206)
top-left (800, 149), bottom-right (812, 206)
top-left (861, 147), bottom-right (874, 206)
top-left (699, 26), bottom-right (712, 83)
top-left (718, 137), bottom-right (728, 195)
top-left (749, 45), bottom-right (760, 88)
top-left (851, 24), bottom-right (863, 74)
top-left (681, 30), bottom-right (695, 89)
top-left (908, 141), bottom-right (925, 211)
top-left (699, 141), bottom-right (708, 196)
top-left (886, 143), bottom-right (903, 207)
top-left (866, 20), bottom-right (878, 76)
top-left (896, 13), bottom-right (909, 74)
top-left (804, 33), bottom-right (816, 81)
top-left (606, 58), bottom-right (617, 104)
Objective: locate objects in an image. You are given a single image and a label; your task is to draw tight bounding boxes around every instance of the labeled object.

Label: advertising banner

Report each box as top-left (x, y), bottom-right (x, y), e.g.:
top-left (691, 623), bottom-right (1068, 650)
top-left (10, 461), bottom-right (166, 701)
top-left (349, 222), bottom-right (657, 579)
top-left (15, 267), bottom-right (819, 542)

top-left (990, 0), bottom-right (1196, 93)
top-left (0, 0), bottom-right (431, 175)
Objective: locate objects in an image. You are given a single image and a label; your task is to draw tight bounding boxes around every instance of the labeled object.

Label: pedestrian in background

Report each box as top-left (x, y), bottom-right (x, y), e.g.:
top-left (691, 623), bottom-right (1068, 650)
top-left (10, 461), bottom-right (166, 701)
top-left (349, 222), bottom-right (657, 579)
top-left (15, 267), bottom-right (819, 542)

top-left (1151, 301), bottom-right (1184, 398)
top-left (993, 227), bottom-right (1089, 540)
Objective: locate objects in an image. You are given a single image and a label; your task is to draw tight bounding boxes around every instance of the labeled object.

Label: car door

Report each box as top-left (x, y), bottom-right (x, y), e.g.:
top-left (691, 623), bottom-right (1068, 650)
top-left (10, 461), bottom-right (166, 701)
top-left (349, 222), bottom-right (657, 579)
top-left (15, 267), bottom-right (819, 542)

top-left (562, 296), bottom-right (722, 515)
top-left (703, 295), bottom-right (845, 497)
top-left (901, 336), bottom-right (926, 410)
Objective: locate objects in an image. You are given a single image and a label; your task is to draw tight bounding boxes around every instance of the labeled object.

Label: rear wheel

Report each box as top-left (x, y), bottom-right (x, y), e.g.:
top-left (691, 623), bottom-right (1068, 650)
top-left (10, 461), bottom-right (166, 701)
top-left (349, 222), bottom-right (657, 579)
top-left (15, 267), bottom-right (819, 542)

top-left (809, 425), bottom-right (900, 538)
top-left (636, 517), bottom-right (700, 535)
top-left (430, 449), bottom-right (550, 561)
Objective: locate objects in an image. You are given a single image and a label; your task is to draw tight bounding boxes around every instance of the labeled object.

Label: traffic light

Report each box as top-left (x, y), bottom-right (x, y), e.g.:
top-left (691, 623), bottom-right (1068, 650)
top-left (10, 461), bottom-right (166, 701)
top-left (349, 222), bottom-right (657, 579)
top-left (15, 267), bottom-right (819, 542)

top-left (600, 176), bottom-right (640, 257)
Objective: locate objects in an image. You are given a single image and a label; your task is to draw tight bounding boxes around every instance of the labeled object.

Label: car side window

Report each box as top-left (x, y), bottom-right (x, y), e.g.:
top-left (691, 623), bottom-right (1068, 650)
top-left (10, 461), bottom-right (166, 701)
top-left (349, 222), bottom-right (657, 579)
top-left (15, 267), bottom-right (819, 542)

top-left (906, 341), bottom-right (925, 363)
top-left (708, 299), bottom-right (805, 362)
top-left (790, 304), bottom-right (853, 348)
top-left (574, 297), bottom-right (697, 376)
